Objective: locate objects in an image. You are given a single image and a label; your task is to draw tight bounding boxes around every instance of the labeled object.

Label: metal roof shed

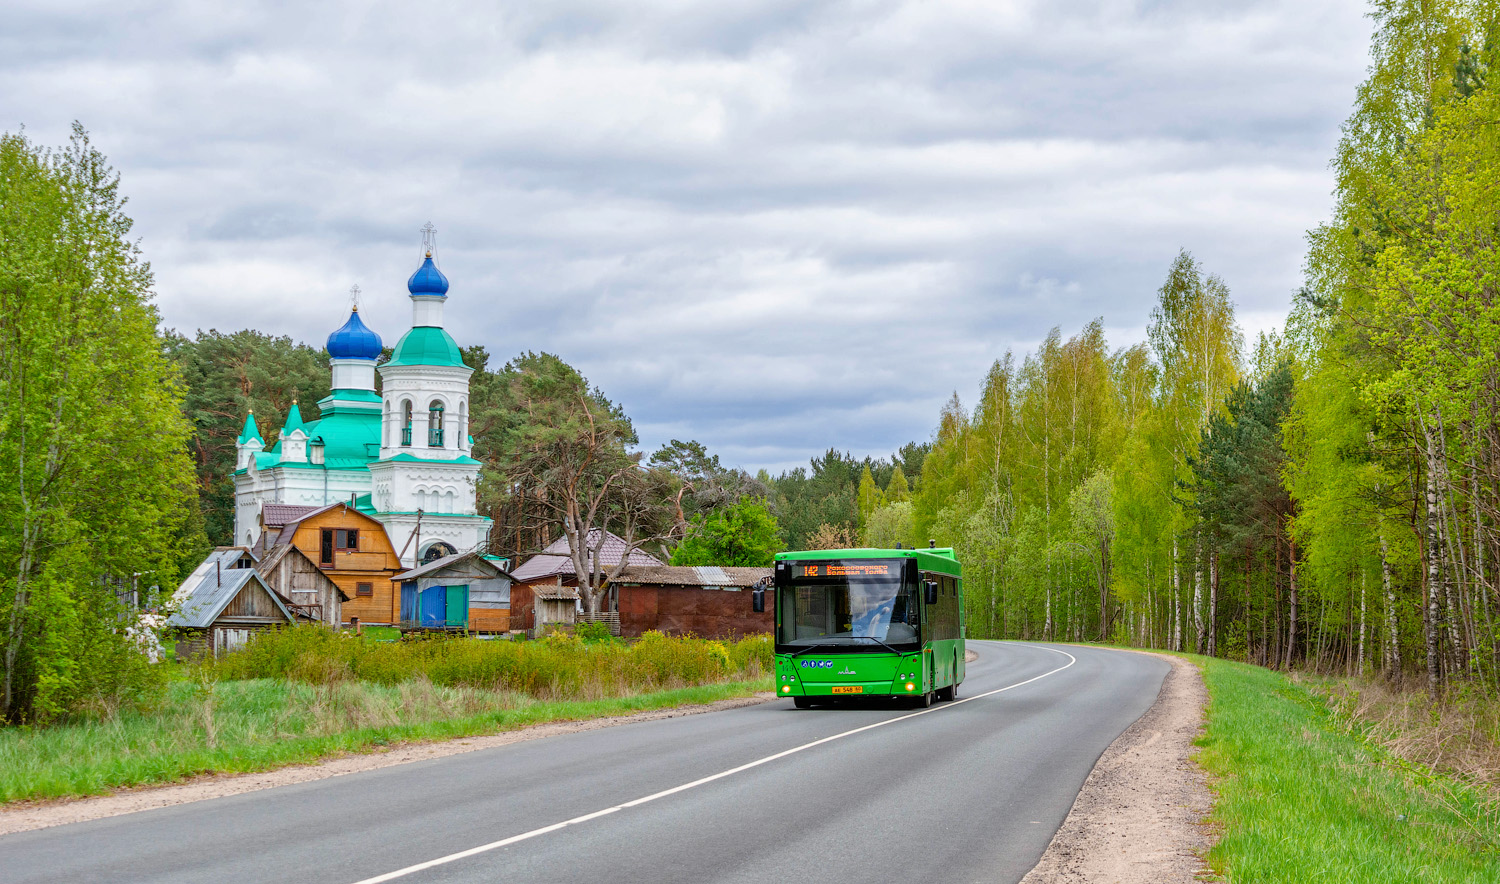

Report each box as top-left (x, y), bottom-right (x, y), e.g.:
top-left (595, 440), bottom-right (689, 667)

top-left (169, 548), bottom-right (294, 657)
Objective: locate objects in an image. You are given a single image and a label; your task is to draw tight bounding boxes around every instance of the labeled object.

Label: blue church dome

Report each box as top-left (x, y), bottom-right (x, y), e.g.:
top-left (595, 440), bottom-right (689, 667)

top-left (326, 308), bottom-right (383, 360)
top-left (407, 254), bottom-right (449, 297)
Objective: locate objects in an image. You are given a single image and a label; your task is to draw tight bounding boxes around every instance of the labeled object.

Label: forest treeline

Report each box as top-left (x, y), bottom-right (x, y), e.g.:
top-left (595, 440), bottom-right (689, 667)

top-left (866, 2), bottom-right (1500, 694)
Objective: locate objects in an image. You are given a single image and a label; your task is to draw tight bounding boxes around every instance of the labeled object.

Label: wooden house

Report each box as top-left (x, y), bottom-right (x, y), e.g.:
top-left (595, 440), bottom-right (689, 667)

top-left (256, 543), bottom-right (349, 625)
top-left (168, 548), bottom-right (294, 657)
top-left (392, 551), bottom-right (513, 633)
top-left (509, 530), bottom-right (664, 636)
top-left (611, 566), bottom-right (772, 639)
top-left (268, 501), bottom-right (405, 626)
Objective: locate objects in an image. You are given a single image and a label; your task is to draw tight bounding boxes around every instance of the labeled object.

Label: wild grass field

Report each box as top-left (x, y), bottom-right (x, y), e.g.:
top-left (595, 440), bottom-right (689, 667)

top-left (0, 626), bottom-right (773, 804)
top-left (1196, 657), bottom-right (1500, 882)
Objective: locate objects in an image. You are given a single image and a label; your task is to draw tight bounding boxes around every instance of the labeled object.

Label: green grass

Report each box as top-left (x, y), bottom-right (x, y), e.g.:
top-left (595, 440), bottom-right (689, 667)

top-left (1196, 656), bottom-right (1500, 883)
top-left (1, 626), bottom-right (776, 804)
top-left (0, 675), bottom-right (771, 804)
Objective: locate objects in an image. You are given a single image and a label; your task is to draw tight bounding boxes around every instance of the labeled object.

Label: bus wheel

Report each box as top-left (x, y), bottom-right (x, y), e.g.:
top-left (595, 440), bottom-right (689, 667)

top-left (915, 690), bottom-right (933, 708)
top-left (793, 697), bottom-right (812, 709)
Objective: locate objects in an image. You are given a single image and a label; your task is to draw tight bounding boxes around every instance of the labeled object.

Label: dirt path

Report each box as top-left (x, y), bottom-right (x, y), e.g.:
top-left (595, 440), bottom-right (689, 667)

top-left (1020, 651), bottom-right (1216, 883)
top-left (0, 694), bottom-right (775, 837)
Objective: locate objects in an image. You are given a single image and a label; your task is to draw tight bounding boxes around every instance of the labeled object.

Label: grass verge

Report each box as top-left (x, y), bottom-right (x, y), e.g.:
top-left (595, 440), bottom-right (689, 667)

top-left (1195, 656), bottom-right (1499, 882)
top-left (0, 675), bottom-right (771, 805)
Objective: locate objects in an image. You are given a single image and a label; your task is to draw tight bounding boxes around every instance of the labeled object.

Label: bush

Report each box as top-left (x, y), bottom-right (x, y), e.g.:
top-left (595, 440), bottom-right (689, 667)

top-left (574, 620), bottom-right (613, 643)
top-left (211, 624), bottom-right (774, 701)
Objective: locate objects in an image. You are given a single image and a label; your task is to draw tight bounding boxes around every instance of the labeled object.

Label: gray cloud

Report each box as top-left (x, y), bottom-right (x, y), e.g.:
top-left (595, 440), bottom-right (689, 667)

top-left (3, 0), bottom-right (1370, 474)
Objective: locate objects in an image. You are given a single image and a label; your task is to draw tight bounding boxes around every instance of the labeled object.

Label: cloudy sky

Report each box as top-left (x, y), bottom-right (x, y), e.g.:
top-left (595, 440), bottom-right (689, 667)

top-left (5, 0), bottom-right (1371, 474)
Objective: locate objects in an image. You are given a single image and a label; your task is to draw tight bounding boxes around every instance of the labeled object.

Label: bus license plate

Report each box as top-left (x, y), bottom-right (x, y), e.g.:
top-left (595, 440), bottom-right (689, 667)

top-left (832, 686), bottom-right (863, 694)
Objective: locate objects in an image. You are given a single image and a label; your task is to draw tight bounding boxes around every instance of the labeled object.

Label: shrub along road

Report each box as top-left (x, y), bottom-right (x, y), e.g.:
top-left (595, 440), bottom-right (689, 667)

top-left (0, 642), bottom-right (1168, 884)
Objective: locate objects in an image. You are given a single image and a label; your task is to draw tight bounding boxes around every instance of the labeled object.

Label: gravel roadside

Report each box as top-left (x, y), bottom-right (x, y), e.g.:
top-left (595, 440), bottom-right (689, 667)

top-left (1020, 651), bottom-right (1217, 883)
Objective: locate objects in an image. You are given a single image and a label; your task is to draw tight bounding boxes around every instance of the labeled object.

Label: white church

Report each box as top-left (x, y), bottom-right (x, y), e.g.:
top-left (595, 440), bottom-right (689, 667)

top-left (232, 241), bottom-right (492, 566)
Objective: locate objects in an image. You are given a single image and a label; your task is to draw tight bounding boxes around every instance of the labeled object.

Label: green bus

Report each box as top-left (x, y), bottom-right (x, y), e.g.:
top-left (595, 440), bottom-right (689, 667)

top-left (755, 546), bottom-right (964, 708)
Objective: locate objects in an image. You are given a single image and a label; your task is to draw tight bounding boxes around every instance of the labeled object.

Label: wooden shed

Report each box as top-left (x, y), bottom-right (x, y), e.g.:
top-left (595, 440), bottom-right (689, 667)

top-left (256, 543), bottom-right (350, 625)
top-left (168, 548), bottom-right (294, 658)
top-left (509, 529), bottom-right (664, 636)
top-left (392, 551), bottom-right (513, 634)
top-left (611, 565), bottom-right (773, 639)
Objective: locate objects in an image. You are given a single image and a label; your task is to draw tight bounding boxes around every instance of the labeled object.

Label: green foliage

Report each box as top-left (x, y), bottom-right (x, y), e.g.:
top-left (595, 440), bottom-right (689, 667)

top-left (670, 498), bottom-right (784, 567)
top-left (862, 501), bottom-right (915, 550)
top-left (573, 620), bottom-right (614, 643)
top-left (0, 126), bottom-right (201, 723)
top-left (166, 330), bottom-right (331, 543)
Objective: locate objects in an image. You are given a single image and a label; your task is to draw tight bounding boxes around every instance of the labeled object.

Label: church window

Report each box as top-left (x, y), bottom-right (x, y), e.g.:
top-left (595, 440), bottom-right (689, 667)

top-left (401, 401), bottom-right (413, 447)
top-left (428, 401), bottom-right (445, 447)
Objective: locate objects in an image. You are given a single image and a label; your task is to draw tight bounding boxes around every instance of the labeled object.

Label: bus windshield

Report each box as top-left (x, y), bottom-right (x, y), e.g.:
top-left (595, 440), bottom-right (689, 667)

top-left (778, 561), bottom-right (919, 650)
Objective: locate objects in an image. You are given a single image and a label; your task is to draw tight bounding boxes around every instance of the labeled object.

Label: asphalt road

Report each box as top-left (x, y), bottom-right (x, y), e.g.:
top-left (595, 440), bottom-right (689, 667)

top-left (0, 642), bottom-right (1168, 884)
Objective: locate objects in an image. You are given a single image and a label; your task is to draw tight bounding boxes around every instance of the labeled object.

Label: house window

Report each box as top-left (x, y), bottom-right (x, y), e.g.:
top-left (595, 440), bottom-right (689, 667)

top-left (428, 401), bottom-right (445, 447)
top-left (320, 528), bottom-right (359, 566)
top-left (356, 582), bottom-right (373, 597)
top-left (401, 401), bottom-right (413, 447)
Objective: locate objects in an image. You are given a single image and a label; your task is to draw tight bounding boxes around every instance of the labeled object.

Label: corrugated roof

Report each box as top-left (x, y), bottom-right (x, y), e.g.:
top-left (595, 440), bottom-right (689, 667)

top-left (393, 550), bottom-right (511, 582)
top-left (613, 565), bottom-right (771, 588)
top-left (263, 504), bottom-right (320, 527)
top-left (512, 530), bottom-right (665, 583)
top-left (533, 585), bottom-right (580, 601)
top-left (168, 548), bottom-right (292, 628)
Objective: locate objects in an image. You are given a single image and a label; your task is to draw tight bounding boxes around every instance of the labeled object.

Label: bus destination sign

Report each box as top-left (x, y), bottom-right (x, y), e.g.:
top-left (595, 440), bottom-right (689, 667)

top-left (794, 561), bottom-right (899, 579)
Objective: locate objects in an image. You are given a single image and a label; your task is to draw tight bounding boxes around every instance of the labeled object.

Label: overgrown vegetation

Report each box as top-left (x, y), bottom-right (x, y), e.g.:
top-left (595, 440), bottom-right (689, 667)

top-left (1197, 657), bottom-right (1499, 882)
top-left (0, 627), bottom-right (773, 803)
top-left (0, 125), bottom-right (202, 724)
top-left (212, 625), bottom-right (771, 697)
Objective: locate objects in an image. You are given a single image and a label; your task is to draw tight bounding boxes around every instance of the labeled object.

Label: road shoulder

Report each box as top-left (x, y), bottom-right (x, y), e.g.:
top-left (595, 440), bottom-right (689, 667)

top-left (1020, 650), bottom-right (1216, 884)
top-left (0, 694), bottom-right (773, 838)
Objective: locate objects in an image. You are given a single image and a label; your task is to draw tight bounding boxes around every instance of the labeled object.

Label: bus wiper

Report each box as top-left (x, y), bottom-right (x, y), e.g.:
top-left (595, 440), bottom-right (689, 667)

top-left (849, 635), bottom-right (902, 655)
top-left (790, 643), bottom-right (839, 657)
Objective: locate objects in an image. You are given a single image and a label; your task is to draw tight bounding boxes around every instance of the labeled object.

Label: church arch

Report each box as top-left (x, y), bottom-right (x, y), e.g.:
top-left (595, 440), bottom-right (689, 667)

top-left (428, 399), bottom-right (445, 448)
top-left (401, 399), bottom-right (414, 447)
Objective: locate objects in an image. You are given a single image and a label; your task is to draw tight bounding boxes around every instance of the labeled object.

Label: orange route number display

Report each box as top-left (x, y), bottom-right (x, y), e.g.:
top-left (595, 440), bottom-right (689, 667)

top-left (793, 562), bottom-right (899, 579)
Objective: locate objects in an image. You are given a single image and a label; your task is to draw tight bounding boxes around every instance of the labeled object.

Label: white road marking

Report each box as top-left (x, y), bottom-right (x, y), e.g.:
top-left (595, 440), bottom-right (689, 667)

top-left (348, 644), bottom-right (1077, 884)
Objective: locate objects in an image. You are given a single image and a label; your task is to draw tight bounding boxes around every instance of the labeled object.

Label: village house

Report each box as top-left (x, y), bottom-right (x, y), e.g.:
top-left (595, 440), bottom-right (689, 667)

top-left (262, 501), bottom-right (405, 626)
top-left (254, 539), bottom-right (349, 625)
top-left (610, 565), bottom-right (771, 639)
top-left (167, 548), bottom-right (294, 657)
top-left (509, 530), bottom-right (665, 636)
top-left (509, 531), bottom-right (772, 639)
top-left (393, 550), bottom-right (513, 633)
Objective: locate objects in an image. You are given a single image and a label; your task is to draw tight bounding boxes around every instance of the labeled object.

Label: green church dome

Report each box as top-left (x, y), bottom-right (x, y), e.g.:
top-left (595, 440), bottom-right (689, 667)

top-left (386, 326), bottom-right (466, 368)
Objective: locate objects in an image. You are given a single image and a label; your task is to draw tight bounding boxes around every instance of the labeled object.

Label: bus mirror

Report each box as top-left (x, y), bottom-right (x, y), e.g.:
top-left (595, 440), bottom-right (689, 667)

top-left (752, 588), bottom-right (766, 613)
top-left (924, 580), bottom-right (938, 605)
top-left (774, 562), bottom-right (790, 588)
